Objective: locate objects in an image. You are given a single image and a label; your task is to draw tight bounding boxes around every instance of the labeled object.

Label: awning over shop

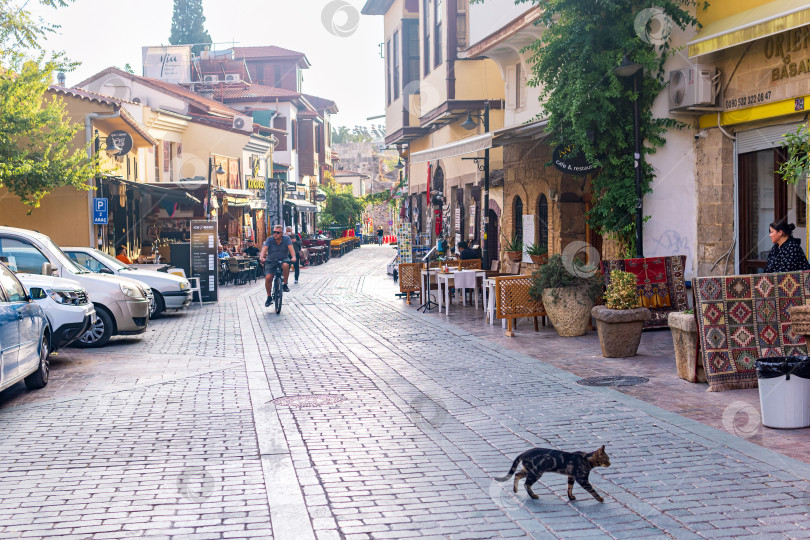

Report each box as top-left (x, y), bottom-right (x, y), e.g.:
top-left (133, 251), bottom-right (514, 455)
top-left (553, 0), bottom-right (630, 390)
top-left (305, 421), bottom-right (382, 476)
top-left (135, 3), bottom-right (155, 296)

top-left (688, 0), bottom-right (810, 57)
top-left (112, 178), bottom-right (200, 204)
top-left (492, 119), bottom-right (549, 147)
top-left (284, 199), bottom-right (318, 213)
top-left (409, 133), bottom-right (493, 164)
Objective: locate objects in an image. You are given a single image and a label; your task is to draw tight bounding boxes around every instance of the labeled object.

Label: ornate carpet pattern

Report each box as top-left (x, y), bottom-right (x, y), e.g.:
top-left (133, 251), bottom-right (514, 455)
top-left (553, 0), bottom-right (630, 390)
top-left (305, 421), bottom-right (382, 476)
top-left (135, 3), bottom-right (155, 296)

top-left (600, 255), bottom-right (688, 329)
top-left (694, 272), bottom-right (809, 391)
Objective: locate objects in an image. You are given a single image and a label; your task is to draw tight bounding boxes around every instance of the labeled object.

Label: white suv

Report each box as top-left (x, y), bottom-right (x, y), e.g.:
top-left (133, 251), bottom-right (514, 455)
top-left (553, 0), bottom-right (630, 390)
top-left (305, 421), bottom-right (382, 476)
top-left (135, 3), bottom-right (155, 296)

top-left (0, 227), bottom-right (150, 348)
top-left (17, 274), bottom-right (96, 351)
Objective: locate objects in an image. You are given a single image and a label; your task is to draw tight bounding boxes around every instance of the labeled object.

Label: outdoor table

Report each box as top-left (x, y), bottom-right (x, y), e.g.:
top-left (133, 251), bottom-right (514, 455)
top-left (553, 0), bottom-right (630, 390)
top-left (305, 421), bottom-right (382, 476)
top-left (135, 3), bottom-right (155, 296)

top-left (436, 269), bottom-right (488, 314)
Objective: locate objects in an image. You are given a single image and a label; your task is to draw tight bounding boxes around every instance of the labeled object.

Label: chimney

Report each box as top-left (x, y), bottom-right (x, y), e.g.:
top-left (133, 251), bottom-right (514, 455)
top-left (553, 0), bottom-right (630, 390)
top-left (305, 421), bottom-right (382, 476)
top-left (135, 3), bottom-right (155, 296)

top-left (57, 72), bottom-right (66, 86)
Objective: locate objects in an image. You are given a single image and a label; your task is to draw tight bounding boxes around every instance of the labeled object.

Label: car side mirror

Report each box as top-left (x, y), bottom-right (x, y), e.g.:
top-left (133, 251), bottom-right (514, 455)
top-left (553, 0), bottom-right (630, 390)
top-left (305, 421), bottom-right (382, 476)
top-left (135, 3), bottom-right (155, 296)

top-left (99, 267), bottom-right (114, 275)
top-left (41, 262), bottom-right (58, 276)
top-left (29, 287), bottom-right (47, 300)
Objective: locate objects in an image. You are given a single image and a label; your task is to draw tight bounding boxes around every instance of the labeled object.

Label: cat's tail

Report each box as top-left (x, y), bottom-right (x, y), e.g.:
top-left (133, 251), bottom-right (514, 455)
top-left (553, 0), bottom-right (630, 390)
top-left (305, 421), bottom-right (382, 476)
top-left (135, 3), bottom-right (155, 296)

top-left (494, 454), bottom-right (522, 482)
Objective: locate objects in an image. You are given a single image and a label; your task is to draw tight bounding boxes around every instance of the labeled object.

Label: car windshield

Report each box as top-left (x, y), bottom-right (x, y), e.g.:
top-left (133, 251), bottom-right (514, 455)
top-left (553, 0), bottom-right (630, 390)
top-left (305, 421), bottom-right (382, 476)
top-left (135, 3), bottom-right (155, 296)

top-left (93, 249), bottom-right (135, 270)
top-left (43, 238), bottom-right (90, 274)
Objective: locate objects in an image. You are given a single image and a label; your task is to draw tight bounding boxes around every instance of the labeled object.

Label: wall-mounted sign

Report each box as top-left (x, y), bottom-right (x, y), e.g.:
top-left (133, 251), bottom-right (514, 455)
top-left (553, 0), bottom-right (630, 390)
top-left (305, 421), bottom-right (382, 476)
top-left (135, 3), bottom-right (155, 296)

top-left (285, 184), bottom-right (297, 192)
top-left (552, 144), bottom-right (597, 175)
top-left (106, 130), bottom-right (133, 156)
top-left (93, 198), bottom-right (108, 225)
top-left (142, 45), bottom-right (192, 84)
top-left (246, 176), bottom-right (265, 190)
top-left (315, 193), bottom-right (327, 202)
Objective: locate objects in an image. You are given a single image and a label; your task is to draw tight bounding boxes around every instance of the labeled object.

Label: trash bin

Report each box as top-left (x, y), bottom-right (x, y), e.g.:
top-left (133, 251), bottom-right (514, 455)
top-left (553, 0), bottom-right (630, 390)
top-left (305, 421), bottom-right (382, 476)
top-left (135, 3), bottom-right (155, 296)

top-left (756, 356), bottom-right (810, 429)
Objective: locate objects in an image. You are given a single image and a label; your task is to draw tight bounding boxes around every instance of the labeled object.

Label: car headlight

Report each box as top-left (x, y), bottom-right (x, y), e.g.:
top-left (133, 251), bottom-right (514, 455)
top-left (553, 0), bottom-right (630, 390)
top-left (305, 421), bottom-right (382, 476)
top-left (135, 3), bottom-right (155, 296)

top-left (120, 283), bottom-right (143, 298)
top-left (46, 289), bottom-right (82, 305)
top-left (179, 281), bottom-right (190, 291)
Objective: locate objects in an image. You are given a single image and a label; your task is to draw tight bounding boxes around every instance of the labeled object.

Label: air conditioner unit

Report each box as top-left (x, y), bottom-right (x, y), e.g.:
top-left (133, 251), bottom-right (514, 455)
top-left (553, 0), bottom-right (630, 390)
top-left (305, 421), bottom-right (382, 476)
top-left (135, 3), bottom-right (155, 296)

top-left (669, 65), bottom-right (717, 110)
top-left (233, 115), bottom-right (252, 131)
top-left (203, 74), bottom-right (220, 84)
top-left (131, 96), bottom-right (149, 107)
top-left (224, 74), bottom-right (241, 83)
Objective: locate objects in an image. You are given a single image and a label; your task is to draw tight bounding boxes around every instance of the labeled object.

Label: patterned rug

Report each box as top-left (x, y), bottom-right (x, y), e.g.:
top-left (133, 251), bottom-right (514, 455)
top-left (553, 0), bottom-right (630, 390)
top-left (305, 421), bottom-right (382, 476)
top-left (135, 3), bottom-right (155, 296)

top-left (694, 272), bottom-right (809, 391)
top-left (600, 256), bottom-right (688, 329)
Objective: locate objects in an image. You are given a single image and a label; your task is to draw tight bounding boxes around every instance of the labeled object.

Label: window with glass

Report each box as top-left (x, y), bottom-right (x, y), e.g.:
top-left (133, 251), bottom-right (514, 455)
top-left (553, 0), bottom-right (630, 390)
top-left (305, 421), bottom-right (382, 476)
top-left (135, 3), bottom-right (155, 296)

top-left (386, 39), bottom-right (392, 105)
top-left (423, 0), bottom-right (431, 76)
top-left (514, 196), bottom-right (523, 246)
top-left (0, 263), bottom-right (26, 302)
top-left (66, 252), bottom-right (106, 273)
top-left (537, 194), bottom-right (548, 248)
top-left (434, 0), bottom-right (443, 67)
top-left (393, 30), bottom-right (400, 100)
top-left (0, 238), bottom-right (49, 275)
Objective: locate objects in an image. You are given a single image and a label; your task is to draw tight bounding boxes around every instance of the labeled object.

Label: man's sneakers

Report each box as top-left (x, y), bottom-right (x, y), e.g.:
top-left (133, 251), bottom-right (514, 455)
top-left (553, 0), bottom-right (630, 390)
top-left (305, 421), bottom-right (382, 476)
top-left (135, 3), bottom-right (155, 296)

top-left (265, 296), bottom-right (272, 307)
top-left (294, 279), bottom-right (298, 284)
top-left (282, 284), bottom-right (290, 292)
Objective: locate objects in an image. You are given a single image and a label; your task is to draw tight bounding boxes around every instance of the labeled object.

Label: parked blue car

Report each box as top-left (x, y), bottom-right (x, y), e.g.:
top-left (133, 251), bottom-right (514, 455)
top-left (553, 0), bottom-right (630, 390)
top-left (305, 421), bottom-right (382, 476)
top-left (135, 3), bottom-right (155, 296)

top-left (0, 261), bottom-right (50, 393)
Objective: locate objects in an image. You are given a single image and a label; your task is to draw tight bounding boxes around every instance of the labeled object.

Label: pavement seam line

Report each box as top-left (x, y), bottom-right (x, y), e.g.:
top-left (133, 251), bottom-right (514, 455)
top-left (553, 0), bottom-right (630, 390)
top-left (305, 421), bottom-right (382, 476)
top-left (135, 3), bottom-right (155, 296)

top-left (237, 295), bottom-right (317, 540)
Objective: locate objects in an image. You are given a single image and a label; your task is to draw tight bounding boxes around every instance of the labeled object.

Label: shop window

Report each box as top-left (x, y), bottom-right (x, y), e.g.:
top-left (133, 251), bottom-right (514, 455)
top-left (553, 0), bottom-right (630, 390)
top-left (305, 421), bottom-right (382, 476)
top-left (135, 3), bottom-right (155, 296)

top-left (514, 196), bottom-right (523, 245)
top-left (537, 194), bottom-right (548, 248)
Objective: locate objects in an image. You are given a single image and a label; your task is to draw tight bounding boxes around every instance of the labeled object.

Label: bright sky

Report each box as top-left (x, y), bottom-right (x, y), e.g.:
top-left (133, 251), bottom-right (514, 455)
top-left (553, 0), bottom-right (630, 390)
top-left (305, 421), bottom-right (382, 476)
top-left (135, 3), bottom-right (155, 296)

top-left (33, 0), bottom-right (385, 130)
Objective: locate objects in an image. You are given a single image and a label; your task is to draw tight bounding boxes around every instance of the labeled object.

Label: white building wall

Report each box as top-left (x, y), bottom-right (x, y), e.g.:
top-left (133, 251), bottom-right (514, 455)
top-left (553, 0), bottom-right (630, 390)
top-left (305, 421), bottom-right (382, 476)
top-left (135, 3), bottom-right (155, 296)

top-left (643, 24), bottom-right (699, 280)
top-left (468, 0), bottom-right (535, 47)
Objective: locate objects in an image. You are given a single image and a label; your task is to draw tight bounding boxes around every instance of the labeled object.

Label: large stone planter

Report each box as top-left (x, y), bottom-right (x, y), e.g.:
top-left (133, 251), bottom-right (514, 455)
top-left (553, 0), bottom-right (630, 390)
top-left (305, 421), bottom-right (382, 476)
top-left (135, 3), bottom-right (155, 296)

top-left (668, 311), bottom-right (706, 383)
top-left (542, 287), bottom-right (595, 337)
top-left (592, 306), bottom-right (651, 357)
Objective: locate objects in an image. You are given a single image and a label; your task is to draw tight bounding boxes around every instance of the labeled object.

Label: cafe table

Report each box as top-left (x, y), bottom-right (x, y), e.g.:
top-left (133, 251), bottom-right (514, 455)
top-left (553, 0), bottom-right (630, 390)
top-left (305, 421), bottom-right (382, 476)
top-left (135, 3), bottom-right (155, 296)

top-left (436, 269), bottom-right (488, 314)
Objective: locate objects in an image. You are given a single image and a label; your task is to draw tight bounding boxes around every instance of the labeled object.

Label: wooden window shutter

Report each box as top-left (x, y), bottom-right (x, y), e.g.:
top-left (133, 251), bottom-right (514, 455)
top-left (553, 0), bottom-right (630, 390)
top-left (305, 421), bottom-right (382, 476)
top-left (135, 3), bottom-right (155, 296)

top-left (505, 65), bottom-right (516, 109)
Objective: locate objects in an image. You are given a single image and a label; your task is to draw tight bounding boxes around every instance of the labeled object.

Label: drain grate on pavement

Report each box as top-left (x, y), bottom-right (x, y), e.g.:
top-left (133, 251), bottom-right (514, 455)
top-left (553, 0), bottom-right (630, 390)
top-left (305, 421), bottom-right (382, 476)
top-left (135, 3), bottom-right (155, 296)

top-left (271, 394), bottom-right (347, 408)
top-left (576, 376), bottom-right (649, 387)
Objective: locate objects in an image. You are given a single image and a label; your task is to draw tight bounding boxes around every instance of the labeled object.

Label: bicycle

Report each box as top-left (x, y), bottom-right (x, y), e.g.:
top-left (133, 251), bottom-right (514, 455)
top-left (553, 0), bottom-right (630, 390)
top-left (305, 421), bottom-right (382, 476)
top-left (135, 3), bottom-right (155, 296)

top-left (266, 258), bottom-right (291, 314)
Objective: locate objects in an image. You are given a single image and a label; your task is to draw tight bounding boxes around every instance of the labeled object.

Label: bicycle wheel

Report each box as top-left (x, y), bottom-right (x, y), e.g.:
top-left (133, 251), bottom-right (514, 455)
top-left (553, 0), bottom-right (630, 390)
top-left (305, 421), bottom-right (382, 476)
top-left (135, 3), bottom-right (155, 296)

top-left (274, 275), bottom-right (283, 314)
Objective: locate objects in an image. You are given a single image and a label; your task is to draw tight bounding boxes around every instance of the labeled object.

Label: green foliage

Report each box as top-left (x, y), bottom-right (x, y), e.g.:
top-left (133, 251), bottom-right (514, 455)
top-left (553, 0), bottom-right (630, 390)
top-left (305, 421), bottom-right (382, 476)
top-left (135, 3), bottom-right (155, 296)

top-left (604, 270), bottom-right (641, 310)
top-left (502, 233), bottom-right (522, 253)
top-left (777, 124), bottom-right (810, 185)
top-left (331, 125), bottom-right (372, 144)
top-left (476, 0), bottom-right (705, 248)
top-left (527, 243), bottom-right (548, 257)
top-left (169, 0), bottom-right (212, 56)
top-left (317, 184), bottom-right (365, 229)
top-left (0, 0), bottom-right (93, 208)
top-left (529, 254), bottom-right (603, 304)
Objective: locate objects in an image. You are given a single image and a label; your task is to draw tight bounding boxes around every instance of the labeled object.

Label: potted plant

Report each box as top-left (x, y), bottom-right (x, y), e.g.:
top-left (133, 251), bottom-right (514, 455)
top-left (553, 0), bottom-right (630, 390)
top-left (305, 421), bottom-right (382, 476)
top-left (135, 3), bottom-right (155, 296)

top-left (503, 234), bottom-right (523, 262)
top-left (591, 270), bottom-right (651, 357)
top-left (529, 254), bottom-right (603, 337)
top-left (527, 243), bottom-right (548, 265)
top-left (668, 309), bottom-right (706, 383)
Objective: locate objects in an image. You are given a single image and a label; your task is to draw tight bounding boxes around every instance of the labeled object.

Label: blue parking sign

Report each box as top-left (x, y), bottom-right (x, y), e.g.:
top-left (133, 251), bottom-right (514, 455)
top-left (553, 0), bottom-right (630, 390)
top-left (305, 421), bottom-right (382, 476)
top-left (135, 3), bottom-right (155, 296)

top-left (93, 198), bottom-right (108, 225)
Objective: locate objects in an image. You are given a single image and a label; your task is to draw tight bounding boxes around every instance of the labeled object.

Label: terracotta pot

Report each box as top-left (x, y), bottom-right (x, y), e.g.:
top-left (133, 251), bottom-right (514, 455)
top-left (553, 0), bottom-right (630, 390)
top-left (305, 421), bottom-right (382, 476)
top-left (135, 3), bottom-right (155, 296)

top-left (505, 251), bottom-right (522, 262)
top-left (542, 287), bottom-right (595, 337)
top-left (529, 254), bottom-right (548, 265)
top-left (592, 306), bottom-right (651, 357)
top-left (668, 312), bottom-right (706, 383)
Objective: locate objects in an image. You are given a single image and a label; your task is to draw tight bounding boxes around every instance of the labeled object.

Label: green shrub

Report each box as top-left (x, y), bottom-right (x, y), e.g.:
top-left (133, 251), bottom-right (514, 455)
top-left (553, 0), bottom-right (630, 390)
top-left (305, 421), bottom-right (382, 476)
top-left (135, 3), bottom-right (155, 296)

top-left (604, 270), bottom-right (641, 310)
top-left (529, 254), bottom-right (603, 303)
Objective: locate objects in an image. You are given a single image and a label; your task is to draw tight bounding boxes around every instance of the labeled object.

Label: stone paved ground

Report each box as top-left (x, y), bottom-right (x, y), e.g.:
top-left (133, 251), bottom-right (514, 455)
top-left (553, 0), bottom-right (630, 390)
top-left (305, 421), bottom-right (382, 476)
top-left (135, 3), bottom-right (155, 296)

top-left (1, 245), bottom-right (810, 539)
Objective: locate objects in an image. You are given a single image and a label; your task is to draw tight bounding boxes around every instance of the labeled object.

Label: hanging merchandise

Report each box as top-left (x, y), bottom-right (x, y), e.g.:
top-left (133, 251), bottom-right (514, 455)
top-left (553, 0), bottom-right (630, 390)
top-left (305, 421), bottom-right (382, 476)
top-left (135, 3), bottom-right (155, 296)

top-left (118, 183), bottom-right (127, 208)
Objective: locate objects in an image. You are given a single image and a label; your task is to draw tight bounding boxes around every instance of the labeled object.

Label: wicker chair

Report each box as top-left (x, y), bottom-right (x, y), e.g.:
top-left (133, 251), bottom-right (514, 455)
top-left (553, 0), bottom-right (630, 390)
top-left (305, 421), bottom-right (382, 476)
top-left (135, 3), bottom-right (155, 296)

top-left (398, 263), bottom-right (422, 305)
top-left (457, 258), bottom-right (482, 270)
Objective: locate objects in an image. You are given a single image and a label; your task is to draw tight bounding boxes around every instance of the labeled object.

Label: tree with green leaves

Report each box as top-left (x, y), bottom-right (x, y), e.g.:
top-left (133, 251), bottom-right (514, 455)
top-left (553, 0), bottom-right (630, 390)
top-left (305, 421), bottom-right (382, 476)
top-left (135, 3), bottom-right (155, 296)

top-left (317, 184), bottom-right (366, 230)
top-left (473, 0), bottom-right (705, 255)
top-left (169, 0), bottom-right (213, 56)
top-left (0, 0), bottom-right (94, 209)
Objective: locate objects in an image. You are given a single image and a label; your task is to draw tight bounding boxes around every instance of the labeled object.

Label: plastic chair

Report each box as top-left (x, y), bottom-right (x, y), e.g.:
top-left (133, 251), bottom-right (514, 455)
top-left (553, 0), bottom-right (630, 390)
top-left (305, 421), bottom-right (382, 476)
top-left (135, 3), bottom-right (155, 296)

top-left (187, 277), bottom-right (203, 306)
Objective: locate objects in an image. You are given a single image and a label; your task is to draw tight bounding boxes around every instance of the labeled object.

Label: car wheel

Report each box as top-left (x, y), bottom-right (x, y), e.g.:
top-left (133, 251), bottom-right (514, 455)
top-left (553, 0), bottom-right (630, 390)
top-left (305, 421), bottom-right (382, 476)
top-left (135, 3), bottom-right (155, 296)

top-left (76, 308), bottom-right (113, 348)
top-left (150, 289), bottom-right (165, 318)
top-left (24, 333), bottom-right (50, 390)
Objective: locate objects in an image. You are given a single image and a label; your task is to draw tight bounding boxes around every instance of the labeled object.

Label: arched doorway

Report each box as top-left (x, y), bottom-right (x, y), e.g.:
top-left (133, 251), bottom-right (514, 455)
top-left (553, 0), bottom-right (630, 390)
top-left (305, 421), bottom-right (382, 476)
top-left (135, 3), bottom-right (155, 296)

top-left (537, 194), bottom-right (548, 249)
top-left (513, 196), bottom-right (523, 245)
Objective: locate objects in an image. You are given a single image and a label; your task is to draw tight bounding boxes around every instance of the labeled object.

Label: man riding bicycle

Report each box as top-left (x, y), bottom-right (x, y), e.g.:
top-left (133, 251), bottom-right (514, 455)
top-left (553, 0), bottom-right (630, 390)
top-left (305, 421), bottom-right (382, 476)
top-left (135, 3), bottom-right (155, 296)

top-left (260, 225), bottom-right (297, 307)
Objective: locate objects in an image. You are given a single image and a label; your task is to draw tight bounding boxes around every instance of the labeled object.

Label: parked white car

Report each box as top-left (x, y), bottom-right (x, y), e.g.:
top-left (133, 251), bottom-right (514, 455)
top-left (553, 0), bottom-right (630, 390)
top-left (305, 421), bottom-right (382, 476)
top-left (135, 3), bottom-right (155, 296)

top-left (0, 227), bottom-right (151, 348)
top-left (17, 274), bottom-right (96, 351)
top-left (63, 247), bottom-right (191, 318)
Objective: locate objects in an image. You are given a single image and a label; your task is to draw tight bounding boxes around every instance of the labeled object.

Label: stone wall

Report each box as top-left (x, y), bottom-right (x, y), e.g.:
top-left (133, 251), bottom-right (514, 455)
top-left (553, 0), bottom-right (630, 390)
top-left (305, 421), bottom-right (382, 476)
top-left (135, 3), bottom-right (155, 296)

top-left (695, 128), bottom-right (735, 276)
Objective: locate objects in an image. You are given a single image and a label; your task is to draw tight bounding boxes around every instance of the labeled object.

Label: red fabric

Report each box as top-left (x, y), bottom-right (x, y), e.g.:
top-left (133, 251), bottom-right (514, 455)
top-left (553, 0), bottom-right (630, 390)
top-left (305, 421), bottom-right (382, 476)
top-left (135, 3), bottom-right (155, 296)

top-left (623, 257), bottom-right (668, 286)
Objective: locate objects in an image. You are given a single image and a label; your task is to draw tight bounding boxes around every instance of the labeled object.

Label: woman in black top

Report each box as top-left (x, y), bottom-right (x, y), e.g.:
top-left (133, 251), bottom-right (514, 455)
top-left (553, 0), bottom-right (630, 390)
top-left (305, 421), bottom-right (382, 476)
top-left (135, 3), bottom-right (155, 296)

top-left (764, 219), bottom-right (810, 273)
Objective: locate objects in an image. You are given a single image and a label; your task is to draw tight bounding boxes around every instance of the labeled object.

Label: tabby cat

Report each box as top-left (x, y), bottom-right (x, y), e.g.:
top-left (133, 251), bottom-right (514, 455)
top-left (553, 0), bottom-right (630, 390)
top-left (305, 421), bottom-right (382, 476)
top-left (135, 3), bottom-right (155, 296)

top-left (495, 445), bottom-right (611, 502)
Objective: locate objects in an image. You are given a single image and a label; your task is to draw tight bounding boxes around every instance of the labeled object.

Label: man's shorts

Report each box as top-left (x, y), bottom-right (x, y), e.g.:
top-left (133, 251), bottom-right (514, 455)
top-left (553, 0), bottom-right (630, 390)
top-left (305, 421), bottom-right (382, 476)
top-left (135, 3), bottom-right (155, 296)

top-left (264, 259), bottom-right (288, 275)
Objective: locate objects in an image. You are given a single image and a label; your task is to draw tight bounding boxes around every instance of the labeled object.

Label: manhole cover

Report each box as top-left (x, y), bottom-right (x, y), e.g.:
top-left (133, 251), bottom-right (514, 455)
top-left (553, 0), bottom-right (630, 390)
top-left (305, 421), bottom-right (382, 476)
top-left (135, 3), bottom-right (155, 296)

top-left (576, 376), bottom-right (649, 387)
top-left (271, 394), bottom-right (346, 408)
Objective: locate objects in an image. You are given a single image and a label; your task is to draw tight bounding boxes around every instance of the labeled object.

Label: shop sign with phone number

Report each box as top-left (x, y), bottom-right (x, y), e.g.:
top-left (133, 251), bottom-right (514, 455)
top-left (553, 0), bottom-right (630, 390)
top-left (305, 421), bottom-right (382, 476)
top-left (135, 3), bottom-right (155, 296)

top-left (724, 90), bottom-right (773, 111)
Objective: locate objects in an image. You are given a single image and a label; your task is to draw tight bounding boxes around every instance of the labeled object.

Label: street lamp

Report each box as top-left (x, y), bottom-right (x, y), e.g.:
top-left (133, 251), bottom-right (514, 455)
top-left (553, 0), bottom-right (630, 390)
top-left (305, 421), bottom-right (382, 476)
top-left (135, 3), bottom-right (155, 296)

top-left (461, 102), bottom-right (491, 269)
top-left (207, 158), bottom-right (226, 221)
top-left (613, 55), bottom-right (645, 257)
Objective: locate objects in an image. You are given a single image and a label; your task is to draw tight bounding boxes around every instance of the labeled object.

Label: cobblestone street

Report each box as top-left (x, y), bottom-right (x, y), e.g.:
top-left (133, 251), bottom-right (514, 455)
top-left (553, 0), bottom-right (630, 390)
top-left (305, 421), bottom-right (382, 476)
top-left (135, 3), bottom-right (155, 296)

top-left (2, 245), bottom-right (810, 539)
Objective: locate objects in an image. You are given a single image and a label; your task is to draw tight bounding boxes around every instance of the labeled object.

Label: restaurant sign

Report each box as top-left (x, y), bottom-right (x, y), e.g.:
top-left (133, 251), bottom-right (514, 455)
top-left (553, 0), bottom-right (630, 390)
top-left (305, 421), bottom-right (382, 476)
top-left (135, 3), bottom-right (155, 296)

top-left (246, 176), bottom-right (265, 190)
top-left (552, 144), bottom-right (597, 175)
top-left (190, 220), bottom-right (217, 302)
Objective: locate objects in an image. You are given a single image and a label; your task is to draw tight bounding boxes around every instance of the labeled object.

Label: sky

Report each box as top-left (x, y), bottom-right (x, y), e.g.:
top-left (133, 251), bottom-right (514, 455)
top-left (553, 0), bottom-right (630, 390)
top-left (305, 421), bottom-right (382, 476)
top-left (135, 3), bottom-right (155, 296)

top-left (32, 0), bottom-right (385, 130)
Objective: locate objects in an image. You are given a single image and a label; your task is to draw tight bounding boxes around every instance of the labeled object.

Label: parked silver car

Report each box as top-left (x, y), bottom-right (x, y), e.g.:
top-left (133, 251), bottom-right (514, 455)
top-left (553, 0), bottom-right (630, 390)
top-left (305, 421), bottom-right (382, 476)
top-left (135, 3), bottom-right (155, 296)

top-left (64, 247), bottom-right (191, 318)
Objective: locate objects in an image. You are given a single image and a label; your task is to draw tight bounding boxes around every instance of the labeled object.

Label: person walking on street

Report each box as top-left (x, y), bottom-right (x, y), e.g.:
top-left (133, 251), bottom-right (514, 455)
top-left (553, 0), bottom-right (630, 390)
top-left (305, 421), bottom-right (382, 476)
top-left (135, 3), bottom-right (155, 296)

top-left (286, 226), bottom-right (302, 283)
top-left (260, 225), bottom-right (296, 307)
top-left (377, 226), bottom-right (384, 245)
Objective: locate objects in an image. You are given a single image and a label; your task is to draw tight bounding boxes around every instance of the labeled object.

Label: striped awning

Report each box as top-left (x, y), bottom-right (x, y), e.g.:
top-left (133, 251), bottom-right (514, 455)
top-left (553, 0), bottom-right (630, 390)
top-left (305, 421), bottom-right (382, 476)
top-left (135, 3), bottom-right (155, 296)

top-left (688, 0), bottom-right (810, 57)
